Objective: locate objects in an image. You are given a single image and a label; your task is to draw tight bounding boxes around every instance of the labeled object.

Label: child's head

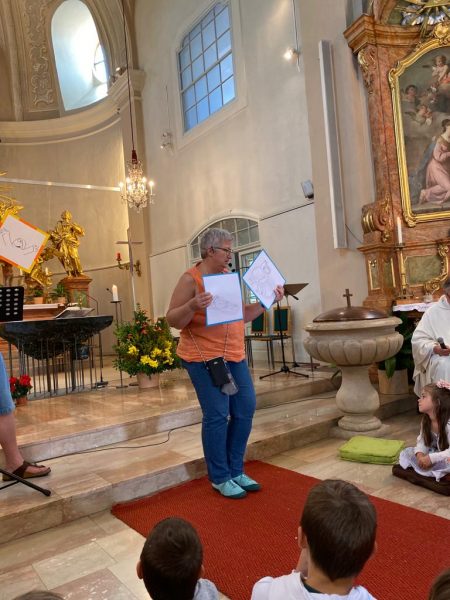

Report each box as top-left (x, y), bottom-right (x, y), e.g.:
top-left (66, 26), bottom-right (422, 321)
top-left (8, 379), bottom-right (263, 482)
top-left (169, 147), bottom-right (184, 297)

top-left (300, 479), bottom-right (376, 582)
top-left (429, 567), bottom-right (450, 600)
top-left (420, 382), bottom-right (450, 449)
top-left (434, 55), bottom-right (447, 66)
top-left (137, 517), bottom-right (203, 600)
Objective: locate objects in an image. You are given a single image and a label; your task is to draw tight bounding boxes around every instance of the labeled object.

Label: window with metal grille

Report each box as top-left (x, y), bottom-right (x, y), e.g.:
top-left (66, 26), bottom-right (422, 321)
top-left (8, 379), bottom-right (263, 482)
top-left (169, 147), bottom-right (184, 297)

top-left (178, 2), bottom-right (235, 132)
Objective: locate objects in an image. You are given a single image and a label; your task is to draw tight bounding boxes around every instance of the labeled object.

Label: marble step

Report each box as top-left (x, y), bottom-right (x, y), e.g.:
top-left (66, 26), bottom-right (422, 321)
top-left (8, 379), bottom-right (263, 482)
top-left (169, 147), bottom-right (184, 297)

top-left (0, 387), bottom-right (414, 545)
top-left (8, 373), bottom-right (337, 464)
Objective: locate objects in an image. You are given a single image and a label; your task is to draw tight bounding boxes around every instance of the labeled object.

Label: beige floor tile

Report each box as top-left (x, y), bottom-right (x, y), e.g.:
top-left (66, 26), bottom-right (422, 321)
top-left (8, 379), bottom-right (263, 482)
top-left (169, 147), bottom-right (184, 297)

top-left (0, 565), bottom-right (45, 600)
top-left (53, 568), bottom-right (140, 600)
top-left (33, 541), bottom-right (116, 589)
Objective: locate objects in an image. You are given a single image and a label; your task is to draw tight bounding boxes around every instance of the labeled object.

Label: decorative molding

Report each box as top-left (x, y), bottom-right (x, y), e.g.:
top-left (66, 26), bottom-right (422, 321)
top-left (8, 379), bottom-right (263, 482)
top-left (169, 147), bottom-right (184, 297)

top-left (0, 96), bottom-right (120, 144)
top-left (20, 0), bottom-right (56, 109)
top-left (423, 242), bottom-right (449, 294)
top-left (357, 46), bottom-right (376, 93)
top-left (361, 193), bottom-right (393, 242)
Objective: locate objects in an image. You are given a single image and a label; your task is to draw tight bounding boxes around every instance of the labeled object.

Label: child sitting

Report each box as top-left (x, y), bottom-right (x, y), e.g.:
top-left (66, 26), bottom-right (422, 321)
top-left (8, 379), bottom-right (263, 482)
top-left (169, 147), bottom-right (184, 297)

top-left (137, 517), bottom-right (218, 600)
top-left (396, 380), bottom-right (450, 482)
top-left (251, 479), bottom-right (377, 599)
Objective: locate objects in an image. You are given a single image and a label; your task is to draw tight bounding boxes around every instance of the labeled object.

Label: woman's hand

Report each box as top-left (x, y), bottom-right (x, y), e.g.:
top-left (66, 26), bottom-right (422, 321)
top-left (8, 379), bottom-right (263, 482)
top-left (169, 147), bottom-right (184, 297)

top-left (189, 292), bottom-right (213, 312)
top-left (274, 285), bottom-right (284, 303)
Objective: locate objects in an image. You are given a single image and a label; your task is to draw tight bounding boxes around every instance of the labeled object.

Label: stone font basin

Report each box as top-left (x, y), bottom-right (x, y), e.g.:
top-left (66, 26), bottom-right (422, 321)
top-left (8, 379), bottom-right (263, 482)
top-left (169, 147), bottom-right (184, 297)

top-left (304, 306), bottom-right (402, 437)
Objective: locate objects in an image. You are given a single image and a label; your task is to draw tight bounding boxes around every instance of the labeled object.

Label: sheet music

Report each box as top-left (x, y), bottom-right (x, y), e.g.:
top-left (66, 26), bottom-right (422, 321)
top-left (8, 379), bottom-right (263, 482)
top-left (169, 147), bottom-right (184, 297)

top-left (243, 250), bottom-right (285, 309)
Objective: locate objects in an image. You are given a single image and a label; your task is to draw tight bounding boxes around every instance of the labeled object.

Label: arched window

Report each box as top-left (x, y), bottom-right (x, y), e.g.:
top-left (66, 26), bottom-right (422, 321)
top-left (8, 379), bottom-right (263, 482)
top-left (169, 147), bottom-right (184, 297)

top-left (52, 0), bottom-right (108, 111)
top-left (190, 217), bottom-right (260, 303)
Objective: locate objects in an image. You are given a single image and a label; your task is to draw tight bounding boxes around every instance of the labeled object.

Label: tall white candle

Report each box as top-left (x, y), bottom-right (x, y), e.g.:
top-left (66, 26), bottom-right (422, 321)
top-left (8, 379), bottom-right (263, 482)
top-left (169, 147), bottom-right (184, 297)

top-left (396, 216), bottom-right (403, 245)
top-left (112, 284), bottom-right (119, 302)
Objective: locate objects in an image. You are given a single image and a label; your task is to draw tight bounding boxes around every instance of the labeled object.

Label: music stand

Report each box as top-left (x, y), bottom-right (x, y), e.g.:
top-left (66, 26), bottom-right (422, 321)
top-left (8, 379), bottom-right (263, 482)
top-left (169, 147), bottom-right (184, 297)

top-left (260, 283), bottom-right (309, 380)
top-left (0, 286), bottom-right (51, 497)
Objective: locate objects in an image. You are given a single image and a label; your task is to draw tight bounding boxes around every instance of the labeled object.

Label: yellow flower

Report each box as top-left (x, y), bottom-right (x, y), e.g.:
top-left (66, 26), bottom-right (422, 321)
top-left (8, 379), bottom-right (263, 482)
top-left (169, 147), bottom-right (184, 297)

top-left (127, 345), bottom-right (139, 356)
top-left (140, 355), bottom-right (158, 368)
top-left (151, 348), bottom-right (162, 357)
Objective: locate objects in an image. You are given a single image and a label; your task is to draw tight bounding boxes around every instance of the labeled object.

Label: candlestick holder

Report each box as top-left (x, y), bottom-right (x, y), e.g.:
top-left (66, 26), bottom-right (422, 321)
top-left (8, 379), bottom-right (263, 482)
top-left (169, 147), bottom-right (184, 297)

top-left (394, 244), bottom-right (413, 301)
top-left (111, 300), bottom-right (128, 389)
top-left (116, 257), bottom-right (142, 277)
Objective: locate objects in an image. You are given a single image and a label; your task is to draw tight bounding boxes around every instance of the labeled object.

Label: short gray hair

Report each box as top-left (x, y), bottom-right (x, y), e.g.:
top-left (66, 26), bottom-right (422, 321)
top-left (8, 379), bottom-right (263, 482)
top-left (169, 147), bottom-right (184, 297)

top-left (199, 228), bottom-right (233, 258)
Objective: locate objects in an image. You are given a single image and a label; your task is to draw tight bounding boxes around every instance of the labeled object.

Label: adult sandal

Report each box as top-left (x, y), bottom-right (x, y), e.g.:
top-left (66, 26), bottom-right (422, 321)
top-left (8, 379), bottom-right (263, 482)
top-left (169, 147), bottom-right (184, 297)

top-left (2, 461), bottom-right (51, 481)
top-left (212, 479), bottom-right (246, 499)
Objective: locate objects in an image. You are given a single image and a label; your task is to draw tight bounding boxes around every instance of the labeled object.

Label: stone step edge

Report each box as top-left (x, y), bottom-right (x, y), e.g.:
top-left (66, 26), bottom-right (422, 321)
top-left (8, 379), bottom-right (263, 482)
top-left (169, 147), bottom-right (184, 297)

top-left (14, 378), bottom-right (337, 463)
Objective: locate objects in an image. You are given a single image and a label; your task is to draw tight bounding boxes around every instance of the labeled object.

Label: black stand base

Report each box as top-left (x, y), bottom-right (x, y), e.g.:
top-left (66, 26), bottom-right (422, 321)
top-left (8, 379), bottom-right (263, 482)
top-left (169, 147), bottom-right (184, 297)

top-left (260, 364), bottom-right (308, 380)
top-left (0, 467), bottom-right (51, 496)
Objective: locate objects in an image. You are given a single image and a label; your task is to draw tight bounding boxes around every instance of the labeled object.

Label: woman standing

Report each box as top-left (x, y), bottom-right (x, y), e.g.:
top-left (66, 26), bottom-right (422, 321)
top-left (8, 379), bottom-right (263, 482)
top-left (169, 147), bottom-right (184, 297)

top-left (167, 228), bottom-right (283, 499)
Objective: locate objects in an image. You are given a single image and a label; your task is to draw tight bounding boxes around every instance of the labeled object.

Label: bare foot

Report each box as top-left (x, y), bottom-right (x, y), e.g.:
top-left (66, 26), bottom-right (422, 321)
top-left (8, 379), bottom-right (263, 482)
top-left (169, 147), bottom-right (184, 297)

top-left (5, 461), bottom-right (51, 478)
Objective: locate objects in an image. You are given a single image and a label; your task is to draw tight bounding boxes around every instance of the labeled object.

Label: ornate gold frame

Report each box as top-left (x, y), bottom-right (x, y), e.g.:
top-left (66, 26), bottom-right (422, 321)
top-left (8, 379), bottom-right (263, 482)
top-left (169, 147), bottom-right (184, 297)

top-left (389, 23), bottom-right (450, 226)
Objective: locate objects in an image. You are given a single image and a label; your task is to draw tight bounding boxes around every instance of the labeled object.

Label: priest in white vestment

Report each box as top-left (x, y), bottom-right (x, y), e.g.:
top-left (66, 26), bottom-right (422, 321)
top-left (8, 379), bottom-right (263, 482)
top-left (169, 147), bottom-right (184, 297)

top-left (412, 278), bottom-right (450, 396)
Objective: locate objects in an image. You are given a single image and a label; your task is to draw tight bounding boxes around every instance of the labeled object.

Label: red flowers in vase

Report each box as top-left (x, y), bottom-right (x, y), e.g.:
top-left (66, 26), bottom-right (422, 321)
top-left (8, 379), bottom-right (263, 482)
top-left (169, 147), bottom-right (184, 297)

top-left (10, 374), bottom-right (33, 401)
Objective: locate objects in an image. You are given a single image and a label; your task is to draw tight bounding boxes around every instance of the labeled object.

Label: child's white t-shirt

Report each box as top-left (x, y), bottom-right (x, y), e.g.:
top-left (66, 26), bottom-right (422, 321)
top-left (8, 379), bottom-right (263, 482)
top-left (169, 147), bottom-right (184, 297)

top-left (251, 572), bottom-right (377, 600)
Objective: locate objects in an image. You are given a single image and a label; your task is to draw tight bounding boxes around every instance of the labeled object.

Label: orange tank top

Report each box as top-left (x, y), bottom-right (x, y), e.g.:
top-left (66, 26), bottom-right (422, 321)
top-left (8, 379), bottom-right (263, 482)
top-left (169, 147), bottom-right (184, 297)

top-left (177, 265), bottom-right (245, 363)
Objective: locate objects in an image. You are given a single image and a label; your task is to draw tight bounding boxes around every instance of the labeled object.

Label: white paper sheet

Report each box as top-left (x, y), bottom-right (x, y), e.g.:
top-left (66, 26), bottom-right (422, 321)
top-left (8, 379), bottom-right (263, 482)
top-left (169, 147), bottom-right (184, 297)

top-left (203, 272), bottom-right (243, 326)
top-left (0, 215), bottom-right (49, 271)
top-left (242, 249), bottom-right (285, 309)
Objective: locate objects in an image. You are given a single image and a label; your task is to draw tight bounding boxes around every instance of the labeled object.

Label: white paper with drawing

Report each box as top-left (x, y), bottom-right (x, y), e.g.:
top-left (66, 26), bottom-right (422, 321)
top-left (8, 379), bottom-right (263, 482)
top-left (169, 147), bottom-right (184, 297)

top-left (203, 272), bottom-right (243, 326)
top-left (243, 250), bottom-right (285, 309)
top-left (0, 215), bottom-right (49, 271)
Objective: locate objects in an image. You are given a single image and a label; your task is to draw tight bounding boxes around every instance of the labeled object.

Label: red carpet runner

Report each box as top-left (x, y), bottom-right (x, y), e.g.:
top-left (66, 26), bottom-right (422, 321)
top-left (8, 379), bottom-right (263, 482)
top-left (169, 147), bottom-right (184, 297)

top-left (112, 461), bottom-right (449, 600)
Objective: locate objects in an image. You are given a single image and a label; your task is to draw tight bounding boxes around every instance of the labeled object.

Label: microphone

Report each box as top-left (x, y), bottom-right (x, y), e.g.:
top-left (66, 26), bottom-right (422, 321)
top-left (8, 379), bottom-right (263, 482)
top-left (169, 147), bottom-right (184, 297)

top-left (437, 337), bottom-right (447, 349)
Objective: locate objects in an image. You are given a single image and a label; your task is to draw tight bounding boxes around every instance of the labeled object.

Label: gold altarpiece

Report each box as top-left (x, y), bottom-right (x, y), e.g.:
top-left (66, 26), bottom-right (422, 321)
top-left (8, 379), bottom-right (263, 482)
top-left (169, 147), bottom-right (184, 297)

top-left (345, 1), bottom-right (450, 311)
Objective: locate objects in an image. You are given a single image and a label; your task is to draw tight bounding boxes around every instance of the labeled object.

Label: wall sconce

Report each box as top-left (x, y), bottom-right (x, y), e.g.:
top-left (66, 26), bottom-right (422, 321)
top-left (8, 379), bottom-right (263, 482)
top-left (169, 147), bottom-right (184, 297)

top-left (160, 131), bottom-right (173, 150)
top-left (116, 252), bottom-right (142, 277)
top-left (283, 48), bottom-right (300, 61)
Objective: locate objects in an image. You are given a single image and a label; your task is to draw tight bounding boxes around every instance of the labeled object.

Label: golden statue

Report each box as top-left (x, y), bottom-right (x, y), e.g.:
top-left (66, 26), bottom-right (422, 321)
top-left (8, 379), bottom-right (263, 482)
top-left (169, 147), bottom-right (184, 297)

top-left (49, 210), bottom-right (85, 277)
top-left (25, 247), bottom-right (54, 290)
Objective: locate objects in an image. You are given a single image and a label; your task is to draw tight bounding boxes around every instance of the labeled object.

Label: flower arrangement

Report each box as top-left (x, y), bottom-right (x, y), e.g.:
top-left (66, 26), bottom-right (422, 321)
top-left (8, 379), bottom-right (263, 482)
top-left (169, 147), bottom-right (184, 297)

top-left (113, 306), bottom-right (180, 377)
top-left (9, 374), bottom-right (33, 401)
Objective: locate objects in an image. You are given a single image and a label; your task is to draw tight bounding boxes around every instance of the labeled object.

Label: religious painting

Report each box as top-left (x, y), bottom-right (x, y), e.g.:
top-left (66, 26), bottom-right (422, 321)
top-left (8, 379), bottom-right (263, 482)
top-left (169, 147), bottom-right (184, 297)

top-left (389, 24), bottom-right (450, 225)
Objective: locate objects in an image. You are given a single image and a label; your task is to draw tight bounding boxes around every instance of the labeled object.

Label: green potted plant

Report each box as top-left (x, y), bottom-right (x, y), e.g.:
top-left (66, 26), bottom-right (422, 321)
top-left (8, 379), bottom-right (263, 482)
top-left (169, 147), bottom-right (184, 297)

top-left (51, 282), bottom-right (67, 304)
top-left (113, 305), bottom-right (180, 388)
top-left (32, 287), bottom-right (45, 304)
top-left (377, 313), bottom-right (415, 394)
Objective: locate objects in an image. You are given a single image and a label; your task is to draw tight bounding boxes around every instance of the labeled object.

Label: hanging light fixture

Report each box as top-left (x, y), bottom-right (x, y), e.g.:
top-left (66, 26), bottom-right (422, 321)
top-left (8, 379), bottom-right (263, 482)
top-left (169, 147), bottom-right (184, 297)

top-left (118, 0), bottom-right (152, 212)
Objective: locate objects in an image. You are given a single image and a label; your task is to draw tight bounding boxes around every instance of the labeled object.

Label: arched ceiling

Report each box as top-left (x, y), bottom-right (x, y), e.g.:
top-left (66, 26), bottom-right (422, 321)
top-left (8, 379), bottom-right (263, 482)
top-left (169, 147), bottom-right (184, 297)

top-left (0, 0), bottom-right (135, 122)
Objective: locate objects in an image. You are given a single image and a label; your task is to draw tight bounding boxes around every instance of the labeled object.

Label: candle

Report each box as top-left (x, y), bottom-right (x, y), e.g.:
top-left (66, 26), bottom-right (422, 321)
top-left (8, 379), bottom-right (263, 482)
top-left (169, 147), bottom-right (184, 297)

top-left (396, 216), bottom-right (403, 245)
top-left (112, 284), bottom-right (119, 302)
top-left (19, 269), bottom-right (23, 276)
top-left (149, 180), bottom-right (155, 196)
top-left (44, 267), bottom-right (49, 275)
top-left (116, 252), bottom-right (121, 262)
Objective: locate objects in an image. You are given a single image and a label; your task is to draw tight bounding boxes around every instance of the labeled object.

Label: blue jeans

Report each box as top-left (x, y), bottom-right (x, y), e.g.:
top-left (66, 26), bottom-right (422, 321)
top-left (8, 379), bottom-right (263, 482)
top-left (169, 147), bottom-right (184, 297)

top-left (182, 359), bottom-right (256, 484)
top-left (0, 353), bottom-right (14, 415)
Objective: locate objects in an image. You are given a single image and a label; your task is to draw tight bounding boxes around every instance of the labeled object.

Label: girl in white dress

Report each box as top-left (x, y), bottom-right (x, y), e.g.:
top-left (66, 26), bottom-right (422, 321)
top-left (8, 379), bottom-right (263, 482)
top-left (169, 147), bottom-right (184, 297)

top-left (399, 380), bottom-right (450, 481)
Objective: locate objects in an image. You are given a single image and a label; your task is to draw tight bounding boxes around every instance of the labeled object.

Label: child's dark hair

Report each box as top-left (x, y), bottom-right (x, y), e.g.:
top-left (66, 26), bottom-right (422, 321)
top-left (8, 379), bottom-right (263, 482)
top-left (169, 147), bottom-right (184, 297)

top-left (140, 517), bottom-right (203, 600)
top-left (300, 479), bottom-right (377, 581)
top-left (429, 567), bottom-right (450, 600)
top-left (421, 384), bottom-right (450, 450)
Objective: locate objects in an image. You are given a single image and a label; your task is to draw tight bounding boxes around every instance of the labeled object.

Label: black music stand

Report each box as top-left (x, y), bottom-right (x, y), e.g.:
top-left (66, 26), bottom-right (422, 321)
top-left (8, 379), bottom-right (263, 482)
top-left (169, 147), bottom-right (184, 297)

top-left (260, 283), bottom-right (309, 380)
top-left (0, 286), bottom-right (51, 497)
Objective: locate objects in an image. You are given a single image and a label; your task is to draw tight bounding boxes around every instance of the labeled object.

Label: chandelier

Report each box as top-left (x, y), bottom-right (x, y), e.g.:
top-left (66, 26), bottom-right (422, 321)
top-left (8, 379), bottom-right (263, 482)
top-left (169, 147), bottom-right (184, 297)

top-left (118, 0), bottom-right (152, 212)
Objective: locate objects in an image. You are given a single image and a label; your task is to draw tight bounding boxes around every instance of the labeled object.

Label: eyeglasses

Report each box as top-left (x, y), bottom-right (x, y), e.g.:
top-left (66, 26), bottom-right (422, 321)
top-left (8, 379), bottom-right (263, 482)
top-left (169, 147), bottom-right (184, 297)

top-left (213, 246), bottom-right (233, 256)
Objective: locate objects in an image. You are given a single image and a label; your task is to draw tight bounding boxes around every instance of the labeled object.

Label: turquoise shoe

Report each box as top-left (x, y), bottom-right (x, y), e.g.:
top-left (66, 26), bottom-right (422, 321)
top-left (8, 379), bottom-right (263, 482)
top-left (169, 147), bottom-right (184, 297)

top-left (233, 473), bottom-right (261, 492)
top-left (212, 479), bottom-right (247, 499)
